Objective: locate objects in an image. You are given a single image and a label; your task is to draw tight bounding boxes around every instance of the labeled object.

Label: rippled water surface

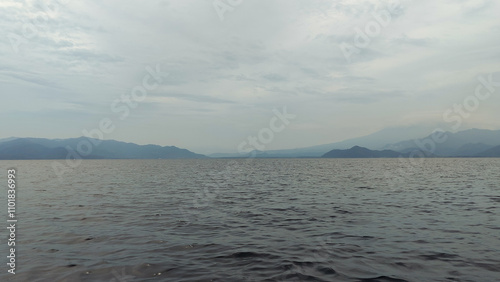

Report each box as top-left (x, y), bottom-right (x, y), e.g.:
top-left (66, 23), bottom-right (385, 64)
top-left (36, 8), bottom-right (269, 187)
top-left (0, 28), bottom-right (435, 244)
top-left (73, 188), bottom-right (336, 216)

top-left (0, 159), bottom-right (499, 281)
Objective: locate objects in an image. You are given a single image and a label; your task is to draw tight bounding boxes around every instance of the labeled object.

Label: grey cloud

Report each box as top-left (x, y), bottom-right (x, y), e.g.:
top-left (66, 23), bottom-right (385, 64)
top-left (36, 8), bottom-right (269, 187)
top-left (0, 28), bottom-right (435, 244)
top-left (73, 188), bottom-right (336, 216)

top-left (54, 49), bottom-right (124, 63)
top-left (1, 0), bottom-right (499, 152)
top-left (333, 90), bottom-right (404, 104)
top-left (262, 73), bottom-right (287, 82)
top-left (391, 35), bottom-right (437, 47)
top-left (150, 92), bottom-right (235, 104)
top-left (0, 70), bottom-right (60, 89)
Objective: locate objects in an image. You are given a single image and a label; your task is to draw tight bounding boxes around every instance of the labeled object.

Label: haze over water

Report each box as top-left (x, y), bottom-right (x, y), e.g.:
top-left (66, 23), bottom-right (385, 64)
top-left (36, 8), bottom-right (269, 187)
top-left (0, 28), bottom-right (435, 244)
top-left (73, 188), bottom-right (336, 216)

top-left (1, 159), bottom-right (499, 281)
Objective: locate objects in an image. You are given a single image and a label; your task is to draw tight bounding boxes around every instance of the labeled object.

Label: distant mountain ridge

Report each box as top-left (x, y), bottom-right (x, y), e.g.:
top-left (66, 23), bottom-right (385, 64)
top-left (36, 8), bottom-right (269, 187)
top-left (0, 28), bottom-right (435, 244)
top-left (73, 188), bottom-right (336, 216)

top-left (210, 127), bottom-right (500, 158)
top-left (210, 125), bottom-right (442, 158)
top-left (453, 143), bottom-right (495, 157)
top-left (321, 146), bottom-right (440, 158)
top-left (322, 146), bottom-right (406, 158)
top-left (476, 145), bottom-right (500, 157)
top-left (0, 137), bottom-right (207, 160)
top-left (2, 127), bottom-right (500, 159)
top-left (384, 129), bottom-right (500, 157)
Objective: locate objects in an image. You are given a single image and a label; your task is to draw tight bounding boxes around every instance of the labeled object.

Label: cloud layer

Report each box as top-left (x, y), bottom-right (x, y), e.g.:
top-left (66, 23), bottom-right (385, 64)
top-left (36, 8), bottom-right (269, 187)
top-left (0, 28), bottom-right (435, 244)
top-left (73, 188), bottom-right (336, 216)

top-left (1, 0), bottom-right (499, 153)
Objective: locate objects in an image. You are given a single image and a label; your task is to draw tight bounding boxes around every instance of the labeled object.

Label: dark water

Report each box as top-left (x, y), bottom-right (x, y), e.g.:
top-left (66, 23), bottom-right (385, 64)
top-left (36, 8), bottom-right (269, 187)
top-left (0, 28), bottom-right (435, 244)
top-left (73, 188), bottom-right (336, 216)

top-left (1, 159), bottom-right (499, 281)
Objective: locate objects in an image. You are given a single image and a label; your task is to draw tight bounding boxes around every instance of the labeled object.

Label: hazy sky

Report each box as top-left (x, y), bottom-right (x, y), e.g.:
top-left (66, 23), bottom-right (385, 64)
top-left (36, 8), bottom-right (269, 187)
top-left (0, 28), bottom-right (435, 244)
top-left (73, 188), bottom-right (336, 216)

top-left (1, 0), bottom-right (499, 154)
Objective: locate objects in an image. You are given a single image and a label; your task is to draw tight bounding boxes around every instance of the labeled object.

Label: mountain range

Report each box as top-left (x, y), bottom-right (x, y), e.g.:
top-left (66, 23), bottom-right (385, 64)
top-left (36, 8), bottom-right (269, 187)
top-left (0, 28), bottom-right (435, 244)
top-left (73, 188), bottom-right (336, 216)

top-left (210, 125), bottom-right (440, 158)
top-left (383, 128), bottom-right (500, 157)
top-left (1, 128), bottom-right (499, 159)
top-left (211, 128), bottom-right (500, 158)
top-left (0, 137), bottom-right (206, 160)
top-left (476, 145), bottom-right (500, 157)
top-left (322, 146), bottom-right (406, 158)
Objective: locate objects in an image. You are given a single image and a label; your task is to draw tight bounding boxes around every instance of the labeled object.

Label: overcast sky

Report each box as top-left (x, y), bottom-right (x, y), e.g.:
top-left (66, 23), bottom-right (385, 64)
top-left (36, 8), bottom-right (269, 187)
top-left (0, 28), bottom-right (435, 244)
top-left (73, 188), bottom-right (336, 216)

top-left (1, 0), bottom-right (499, 154)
